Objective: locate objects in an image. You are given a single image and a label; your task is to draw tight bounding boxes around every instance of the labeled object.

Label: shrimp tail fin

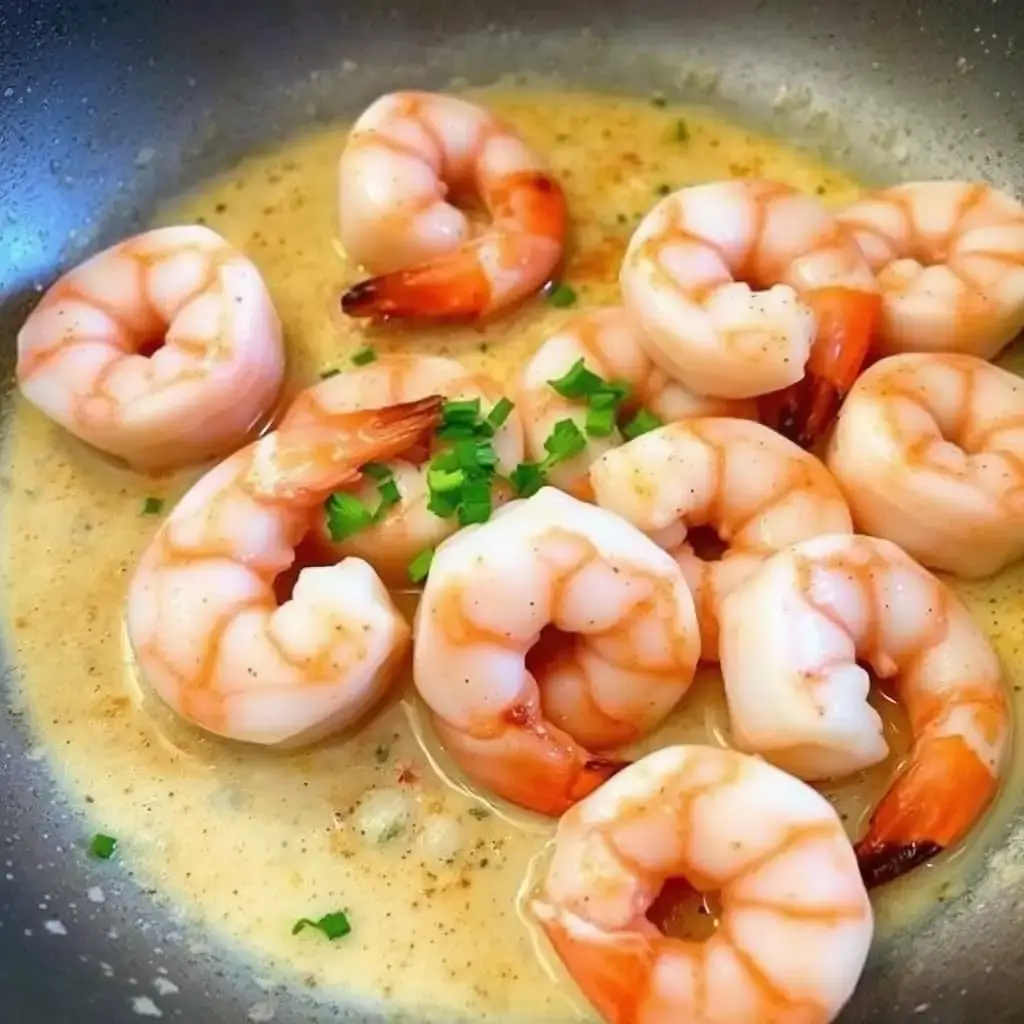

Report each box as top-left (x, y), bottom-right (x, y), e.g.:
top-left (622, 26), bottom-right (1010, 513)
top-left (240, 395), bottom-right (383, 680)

top-left (431, 712), bottom-right (628, 817)
top-left (254, 396), bottom-right (443, 501)
top-left (531, 904), bottom-right (658, 1024)
top-left (762, 287), bottom-right (880, 448)
top-left (854, 734), bottom-right (998, 888)
top-left (341, 252), bottom-right (492, 322)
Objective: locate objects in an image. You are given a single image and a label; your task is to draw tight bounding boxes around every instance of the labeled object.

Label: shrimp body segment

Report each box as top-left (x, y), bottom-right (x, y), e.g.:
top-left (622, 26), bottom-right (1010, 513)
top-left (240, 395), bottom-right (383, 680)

top-left (532, 745), bottom-right (873, 1024)
top-left (281, 354), bottom-right (523, 582)
top-left (619, 180), bottom-right (880, 447)
top-left (412, 487), bottom-right (700, 814)
top-left (518, 308), bottom-right (756, 499)
top-left (590, 418), bottom-right (853, 660)
top-left (339, 92), bottom-right (567, 320)
top-left (718, 534), bottom-right (1008, 887)
top-left (836, 181), bottom-right (1024, 358)
top-left (127, 397), bottom-right (442, 746)
top-left (17, 226), bottom-right (285, 470)
top-left (828, 353), bottom-right (1024, 578)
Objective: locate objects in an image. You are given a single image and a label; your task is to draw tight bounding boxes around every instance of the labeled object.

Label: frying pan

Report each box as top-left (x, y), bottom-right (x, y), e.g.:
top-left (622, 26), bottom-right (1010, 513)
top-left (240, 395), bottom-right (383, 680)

top-left (1, 0), bottom-right (1022, 1020)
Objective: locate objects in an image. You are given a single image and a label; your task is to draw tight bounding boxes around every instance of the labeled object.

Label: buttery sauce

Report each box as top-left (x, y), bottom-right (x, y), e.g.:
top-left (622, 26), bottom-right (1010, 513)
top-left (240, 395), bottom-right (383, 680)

top-left (3, 89), bottom-right (1024, 1022)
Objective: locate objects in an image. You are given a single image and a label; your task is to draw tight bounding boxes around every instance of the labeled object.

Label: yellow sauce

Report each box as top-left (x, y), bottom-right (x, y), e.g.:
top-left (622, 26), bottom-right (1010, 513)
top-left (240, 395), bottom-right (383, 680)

top-left (3, 88), bottom-right (1022, 1021)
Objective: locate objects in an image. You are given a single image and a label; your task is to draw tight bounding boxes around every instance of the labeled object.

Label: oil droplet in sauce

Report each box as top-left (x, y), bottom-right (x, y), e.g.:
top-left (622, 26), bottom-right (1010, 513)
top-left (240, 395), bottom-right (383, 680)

top-left (2, 88), bottom-right (1023, 1022)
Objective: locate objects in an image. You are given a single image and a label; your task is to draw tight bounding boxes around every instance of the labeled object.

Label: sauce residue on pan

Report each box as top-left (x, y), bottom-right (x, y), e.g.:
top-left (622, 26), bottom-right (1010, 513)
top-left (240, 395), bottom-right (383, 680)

top-left (2, 89), bottom-right (1023, 1021)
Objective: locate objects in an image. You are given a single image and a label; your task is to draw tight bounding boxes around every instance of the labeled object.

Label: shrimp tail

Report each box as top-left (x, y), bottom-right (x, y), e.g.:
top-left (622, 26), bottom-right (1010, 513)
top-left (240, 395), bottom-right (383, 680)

top-left (342, 173), bottom-right (566, 322)
top-left (254, 396), bottom-right (443, 501)
top-left (854, 733), bottom-right (999, 888)
top-left (431, 711), bottom-right (627, 816)
top-left (762, 287), bottom-right (881, 448)
top-left (342, 250), bottom-right (494, 321)
top-left (531, 905), bottom-right (658, 1024)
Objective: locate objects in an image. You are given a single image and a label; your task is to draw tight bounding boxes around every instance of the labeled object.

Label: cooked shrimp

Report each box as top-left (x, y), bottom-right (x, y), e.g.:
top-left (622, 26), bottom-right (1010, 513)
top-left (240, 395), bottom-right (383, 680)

top-left (590, 418), bottom-right (852, 659)
top-left (338, 91), bottom-right (566, 321)
top-left (126, 396), bottom-right (441, 746)
top-left (518, 308), bottom-right (756, 499)
top-left (836, 181), bottom-right (1024, 358)
top-left (718, 533), bottom-right (1008, 887)
top-left (532, 744), bottom-right (873, 1024)
top-left (16, 225), bottom-right (285, 470)
top-left (619, 180), bottom-right (880, 447)
top-left (281, 354), bottom-right (523, 582)
top-left (827, 353), bottom-right (1024, 578)
top-left (412, 487), bottom-right (700, 814)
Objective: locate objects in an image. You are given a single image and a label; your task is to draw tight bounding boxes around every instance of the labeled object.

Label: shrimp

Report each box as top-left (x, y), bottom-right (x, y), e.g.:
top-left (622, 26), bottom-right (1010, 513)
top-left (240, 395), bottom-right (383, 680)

top-left (281, 354), bottom-right (523, 582)
top-left (718, 533), bottom-right (1008, 887)
top-left (619, 180), bottom-right (880, 447)
top-left (518, 308), bottom-right (756, 499)
top-left (412, 487), bottom-right (700, 814)
top-left (532, 745), bottom-right (873, 1024)
top-left (126, 396), bottom-right (442, 746)
top-left (827, 353), bottom-right (1024, 578)
top-left (835, 181), bottom-right (1024, 359)
top-left (590, 418), bottom-right (852, 660)
top-left (16, 225), bottom-right (285, 471)
top-left (338, 91), bottom-right (567, 321)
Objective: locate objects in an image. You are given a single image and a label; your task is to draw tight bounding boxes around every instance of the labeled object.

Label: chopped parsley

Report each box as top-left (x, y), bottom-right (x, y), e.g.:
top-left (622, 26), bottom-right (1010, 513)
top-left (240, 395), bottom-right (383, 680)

top-left (292, 911), bottom-right (351, 941)
top-left (547, 282), bottom-right (578, 309)
top-left (324, 464), bottom-right (402, 541)
top-left (351, 346), bottom-right (377, 366)
top-left (89, 833), bottom-right (117, 860)
top-left (319, 367), bottom-right (341, 379)
top-left (141, 497), bottom-right (164, 516)
top-left (408, 547), bottom-right (435, 585)
top-left (621, 408), bottom-right (663, 441)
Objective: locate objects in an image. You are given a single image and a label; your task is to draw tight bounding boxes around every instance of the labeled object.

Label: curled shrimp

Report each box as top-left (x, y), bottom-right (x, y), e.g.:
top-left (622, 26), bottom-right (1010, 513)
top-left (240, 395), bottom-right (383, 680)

top-left (412, 487), bottom-right (700, 814)
top-left (532, 744), bottom-right (873, 1024)
top-left (518, 308), bottom-right (756, 499)
top-left (16, 225), bottom-right (285, 470)
top-left (619, 180), bottom-right (880, 447)
top-left (836, 181), bottom-right (1024, 358)
top-left (281, 354), bottom-right (523, 582)
top-left (827, 353), bottom-right (1024, 578)
top-left (126, 396), bottom-right (442, 746)
top-left (718, 533), bottom-right (1009, 887)
top-left (338, 91), bottom-right (567, 321)
top-left (590, 418), bottom-right (852, 660)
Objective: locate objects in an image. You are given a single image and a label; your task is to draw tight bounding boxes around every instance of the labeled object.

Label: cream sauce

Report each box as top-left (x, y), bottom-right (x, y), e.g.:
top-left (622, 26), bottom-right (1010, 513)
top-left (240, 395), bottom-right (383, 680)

top-left (3, 89), bottom-right (1022, 1022)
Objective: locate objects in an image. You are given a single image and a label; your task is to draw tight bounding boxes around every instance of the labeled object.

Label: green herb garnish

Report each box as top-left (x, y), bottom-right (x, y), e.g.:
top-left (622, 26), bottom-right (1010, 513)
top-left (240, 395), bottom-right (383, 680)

top-left (408, 547), bottom-right (435, 585)
top-left (621, 408), bottom-right (663, 441)
top-left (458, 479), bottom-right (493, 526)
top-left (655, 183), bottom-right (673, 197)
top-left (89, 833), bottom-right (117, 860)
top-left (141, 497), bottom-right (164, 516)
top-left (547, 358), bottom-right (605, 400)
top-left (441, 398), bottom-right (482, 426)
top-left (674, 118), bottom-right (691, 143)
top-left (421, 399), bottom-right (517, 528)
top-left (325, 492), bottom-right (374, 541)
top-left (486, 397), bottom-right (515, 431)
top-left (351, 346), bottom-right (377, 366)
top-left (292, 911), bottom-right (351, 941)
top-left (543, 418), bottom-right (588, 465)
top-left (585, 405), bottom-right (617, 437)
top-left (319, 367), bottom-right (341, 379)
top-left (547, 283), bottom-right (577, 309)
top-left (508, 462), bottom-right (546, 498)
